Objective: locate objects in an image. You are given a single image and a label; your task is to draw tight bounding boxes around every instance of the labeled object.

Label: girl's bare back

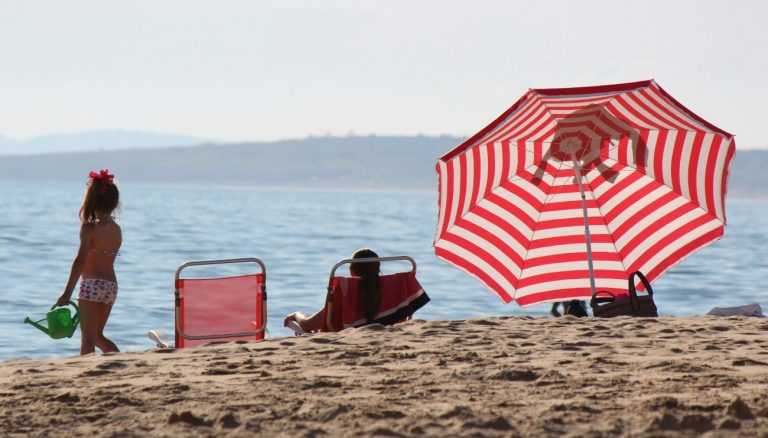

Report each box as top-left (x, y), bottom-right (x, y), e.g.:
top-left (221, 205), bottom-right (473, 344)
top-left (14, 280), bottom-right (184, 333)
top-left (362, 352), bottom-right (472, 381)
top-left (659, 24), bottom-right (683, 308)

top-left (82, 218), bottom-right (122, 282)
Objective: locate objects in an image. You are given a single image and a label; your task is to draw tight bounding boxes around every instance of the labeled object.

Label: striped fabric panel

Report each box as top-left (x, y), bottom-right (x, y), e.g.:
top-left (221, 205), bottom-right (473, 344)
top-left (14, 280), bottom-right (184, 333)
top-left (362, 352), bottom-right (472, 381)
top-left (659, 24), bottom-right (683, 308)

top-left (435, 80), bottom-right (735, 306)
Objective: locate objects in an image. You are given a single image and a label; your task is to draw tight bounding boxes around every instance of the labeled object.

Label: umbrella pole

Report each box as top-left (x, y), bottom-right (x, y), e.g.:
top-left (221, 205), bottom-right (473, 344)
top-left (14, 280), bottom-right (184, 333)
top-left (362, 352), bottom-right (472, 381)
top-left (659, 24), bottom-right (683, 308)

top-left (569, 151), bottom-right (598, 297)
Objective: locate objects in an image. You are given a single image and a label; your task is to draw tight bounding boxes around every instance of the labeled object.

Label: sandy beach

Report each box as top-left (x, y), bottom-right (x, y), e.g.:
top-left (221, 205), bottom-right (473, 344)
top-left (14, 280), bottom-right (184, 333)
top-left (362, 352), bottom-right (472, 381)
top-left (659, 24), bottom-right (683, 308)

top-left (2, 316), bottom-right (767, 437)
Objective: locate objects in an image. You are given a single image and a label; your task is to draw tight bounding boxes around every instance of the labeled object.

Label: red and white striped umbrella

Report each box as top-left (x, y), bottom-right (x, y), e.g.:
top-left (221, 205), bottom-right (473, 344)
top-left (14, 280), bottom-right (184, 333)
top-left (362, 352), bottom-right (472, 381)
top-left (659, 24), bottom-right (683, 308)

top-left (434, 80), bottom-right (735, 306)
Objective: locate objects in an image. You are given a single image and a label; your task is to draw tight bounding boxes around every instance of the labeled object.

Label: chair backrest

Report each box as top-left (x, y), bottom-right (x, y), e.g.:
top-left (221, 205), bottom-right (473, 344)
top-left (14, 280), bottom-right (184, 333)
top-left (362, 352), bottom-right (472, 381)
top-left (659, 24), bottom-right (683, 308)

top-left (175, 258), bottom-right (266, 348)
top-left (320, 256), bottom-right (429, 332)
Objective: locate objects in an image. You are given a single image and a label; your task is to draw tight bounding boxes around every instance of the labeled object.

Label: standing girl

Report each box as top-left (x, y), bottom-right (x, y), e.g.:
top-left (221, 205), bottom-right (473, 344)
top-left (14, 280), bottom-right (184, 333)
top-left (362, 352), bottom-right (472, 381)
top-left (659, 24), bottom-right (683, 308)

top-left (56, 169), bottom-right (122, 355)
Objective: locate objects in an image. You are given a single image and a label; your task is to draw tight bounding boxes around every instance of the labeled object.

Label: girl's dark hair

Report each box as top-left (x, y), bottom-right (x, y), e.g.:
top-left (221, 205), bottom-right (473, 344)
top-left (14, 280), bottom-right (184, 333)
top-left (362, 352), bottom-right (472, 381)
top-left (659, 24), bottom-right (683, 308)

top-left (351, 248), bottom-right (380, 323)
top-left (80, 175), bottom-right (120, 224)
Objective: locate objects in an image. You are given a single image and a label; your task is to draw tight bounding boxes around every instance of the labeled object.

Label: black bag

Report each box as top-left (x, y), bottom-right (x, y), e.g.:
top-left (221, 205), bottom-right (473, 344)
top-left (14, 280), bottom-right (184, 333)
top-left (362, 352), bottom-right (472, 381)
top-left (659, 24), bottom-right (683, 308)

top-left (591, 271), bottom-right (658, 317)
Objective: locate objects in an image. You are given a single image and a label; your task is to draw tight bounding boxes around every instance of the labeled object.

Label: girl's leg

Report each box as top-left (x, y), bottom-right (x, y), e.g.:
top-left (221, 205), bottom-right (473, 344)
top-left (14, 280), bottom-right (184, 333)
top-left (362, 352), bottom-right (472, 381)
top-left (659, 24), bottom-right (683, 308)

top-left (77, 300), bottom-right (119, 354)
top-left (78, 299), bottom-right (99, 355)
top-left (95, 303), bottom-right (119, 353)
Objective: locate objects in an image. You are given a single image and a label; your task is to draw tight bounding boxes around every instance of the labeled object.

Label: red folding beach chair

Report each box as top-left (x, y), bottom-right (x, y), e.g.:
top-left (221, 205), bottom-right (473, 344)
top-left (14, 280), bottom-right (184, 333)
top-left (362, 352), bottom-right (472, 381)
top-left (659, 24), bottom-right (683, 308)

top-left (320, 256), bottom-right (430, 332)
top-left (174, 258), bottom-right (267, 348)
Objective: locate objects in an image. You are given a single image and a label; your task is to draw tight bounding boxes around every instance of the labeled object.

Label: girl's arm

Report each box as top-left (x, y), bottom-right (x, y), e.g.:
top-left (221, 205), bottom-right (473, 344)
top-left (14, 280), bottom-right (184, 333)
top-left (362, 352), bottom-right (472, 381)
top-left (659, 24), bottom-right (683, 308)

top-left (56, 225), bottom-right (91, 306)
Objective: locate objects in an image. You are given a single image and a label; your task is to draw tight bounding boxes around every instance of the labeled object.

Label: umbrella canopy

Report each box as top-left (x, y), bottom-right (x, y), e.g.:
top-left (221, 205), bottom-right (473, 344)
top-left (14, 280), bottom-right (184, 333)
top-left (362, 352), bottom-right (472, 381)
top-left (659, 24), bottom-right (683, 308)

top-left (434, 80), bottom-right (735, 306)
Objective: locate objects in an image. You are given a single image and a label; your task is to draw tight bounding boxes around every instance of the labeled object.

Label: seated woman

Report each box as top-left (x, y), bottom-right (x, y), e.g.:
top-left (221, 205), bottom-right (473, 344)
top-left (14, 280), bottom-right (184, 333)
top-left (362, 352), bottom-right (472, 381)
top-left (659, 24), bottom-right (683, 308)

top-left (284, 248), bottom-right (382, 333)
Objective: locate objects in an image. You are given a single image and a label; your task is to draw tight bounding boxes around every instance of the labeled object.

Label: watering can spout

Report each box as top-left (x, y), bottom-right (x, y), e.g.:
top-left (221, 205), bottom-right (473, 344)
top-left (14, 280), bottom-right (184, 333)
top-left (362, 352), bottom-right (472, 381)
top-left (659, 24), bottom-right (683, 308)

top-left (24, 316), bottom-right (51, 335)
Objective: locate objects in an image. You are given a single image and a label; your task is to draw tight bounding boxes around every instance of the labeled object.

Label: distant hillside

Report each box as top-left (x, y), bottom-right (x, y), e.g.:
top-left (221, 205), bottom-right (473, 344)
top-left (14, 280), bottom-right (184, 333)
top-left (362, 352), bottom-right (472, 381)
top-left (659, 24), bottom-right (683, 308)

top-left (0, 135), bottom-right (459, 190)
top-left (0, 129), bottom-right (207, 155)
top-left (0, 136), bottom-right (764, 197)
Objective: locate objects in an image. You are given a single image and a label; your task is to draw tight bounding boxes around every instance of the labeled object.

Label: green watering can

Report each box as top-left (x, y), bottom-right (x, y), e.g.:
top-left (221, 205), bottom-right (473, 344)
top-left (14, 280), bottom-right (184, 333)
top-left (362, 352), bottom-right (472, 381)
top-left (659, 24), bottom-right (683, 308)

top-left (24, 302), bottom-right (80, 339)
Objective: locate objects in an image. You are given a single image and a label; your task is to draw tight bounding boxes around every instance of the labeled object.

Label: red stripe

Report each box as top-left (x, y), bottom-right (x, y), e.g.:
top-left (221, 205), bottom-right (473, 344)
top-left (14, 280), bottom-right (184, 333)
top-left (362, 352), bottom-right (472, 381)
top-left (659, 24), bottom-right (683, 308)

top-left (602, 176), bottom-right (659, 225)
top-left (485, 97), bottom-right (544, 145)
top-left (506, 107), bottom-right (551, 142)
top-left (483, 191), bottom-right (539, 231)
top-left (532, 80), bottom-right (652, 96)
top-left (641, 227), bottom-right (724, 282)
top-left (523, 252), bottom-right (623, 270)
top-left (470, 146), bottom-right (481, 210)
top-left (455, 153), bottom-right (468, 222)
top-left (686, 131), bottom-right (705, 207)
top-left (435, 247), bottom-right (513, 303)
top-left (515, 287), bottom-right (624, 306)
top-left (620, 202), bottom-right (699, 262)
top-left (652, 129), bottom-right (668, 181)
top-left (517, 268), bottom-right (626, 289)
top-left (638, 88), bottom-right (698, 132)
top-left (440, 231), bottom-right (521, 286)
top-left (634, 130), bottom-right (650, 174)
top-left (611, 190), bottom-right (680, 243)
top-left (439, 163), bottom-right (455, 237)
top-left (721, 138), bottom-right (736, 223)
top-left (652, 82), bottom-right (732, 137)
top-left (528, 233), bottom-right (616, 249)
top-left (440, 93), bottom-right (530, 162)
top-left (500, 140), bottom-right (511, 185)
top-left (536, 216), bottom-right (608, 230)
top-left (670, 131), bottom-right (686, 194)
top-left (611, 95), bottom-right (665, 130)
top-left (457, 218), bottom-right (525, 270)
top-left (472, 207), bottom-right (531, 251)
top-left (625, 90), bottom-right (688, 131)
top-left (703, 135), bottom-right (722, 217)
top-left (541, 199), bottom-right (600, 211)
top-left (485, 143), bottom-right (496, 197)
top-left (627, 211), bottom-right (716, 273)
top-left (497, 179), bottom-right (546, 210)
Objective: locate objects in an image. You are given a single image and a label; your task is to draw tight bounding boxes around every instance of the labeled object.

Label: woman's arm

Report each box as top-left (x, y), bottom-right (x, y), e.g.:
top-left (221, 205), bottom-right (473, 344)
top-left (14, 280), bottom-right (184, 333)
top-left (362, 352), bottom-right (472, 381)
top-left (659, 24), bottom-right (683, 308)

top-left (56, 225), bottom-right (91, 306)
top-left (284, 309), bottom-right (324, 333)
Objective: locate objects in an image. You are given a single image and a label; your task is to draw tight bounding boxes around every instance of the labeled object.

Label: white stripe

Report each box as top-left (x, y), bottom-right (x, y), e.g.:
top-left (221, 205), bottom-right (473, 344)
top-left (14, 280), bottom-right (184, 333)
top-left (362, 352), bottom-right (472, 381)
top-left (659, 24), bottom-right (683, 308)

top-left (435, 161), bottom-right (449, 240)
top-left (483, 95), bottom-right (540, 145)
top-left (695, 132), bottom-right (715, 213)
top-left (660, 130), bottom-right (677, 192)
top-left (614, 194), bottom-right (688, 250)
top-left (643, 130), bottom-right (659, 179)
top-left (492, 184), bottom-right (543, 220)
top-left (447, 158), bottom-right (461, 230)
top-left (631, 218), bottom-right (721, 274)
top-left (476, 145), bottom-right (489, 204)
top-left (462, 150), bottom-right (474, 216)
top-left (526, 242), bottom-right (618, 260)
top-left (713, 137), bottom-right (731, 222)
top-left (678, 131), bottom-right (694, 201)
top-left (602, 182), bottom-right (667, 228)
top-left (531, 224), bottom-right (612, 240)
top-left (517, 278), bottom-right (626, 297)
top-left (481, 201), bottom-right (535, 237)
top-left (621, 208), bottom-right (709, 268)
top-left (463, 211), bottom-right (528, 260)
top-left (521, 260), bottom-right (626, 279)
top-left (646, 84), bottom-right (707, 132)
top-left (626, 90), bottom-right (678, 130)
top-left (492, 142), bottom-right (504, 191)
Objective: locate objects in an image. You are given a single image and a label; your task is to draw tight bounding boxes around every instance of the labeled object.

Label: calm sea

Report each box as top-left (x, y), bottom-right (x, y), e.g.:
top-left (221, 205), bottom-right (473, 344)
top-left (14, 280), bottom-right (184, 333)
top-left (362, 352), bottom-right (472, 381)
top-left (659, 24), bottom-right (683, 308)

top-left (1, 182), bottom-right (765, 360)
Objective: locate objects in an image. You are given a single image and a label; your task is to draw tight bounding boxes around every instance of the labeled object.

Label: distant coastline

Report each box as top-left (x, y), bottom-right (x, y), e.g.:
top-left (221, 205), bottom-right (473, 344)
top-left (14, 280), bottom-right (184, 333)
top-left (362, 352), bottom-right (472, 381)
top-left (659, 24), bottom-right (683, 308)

top-left (0, 135), bottom-right (765, 198)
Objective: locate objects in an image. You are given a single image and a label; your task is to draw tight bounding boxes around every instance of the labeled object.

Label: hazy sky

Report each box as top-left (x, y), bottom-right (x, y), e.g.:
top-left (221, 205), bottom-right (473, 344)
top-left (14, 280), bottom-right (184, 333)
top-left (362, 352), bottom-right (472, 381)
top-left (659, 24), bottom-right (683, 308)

top-left (1, 0), bottom-right (766, 148)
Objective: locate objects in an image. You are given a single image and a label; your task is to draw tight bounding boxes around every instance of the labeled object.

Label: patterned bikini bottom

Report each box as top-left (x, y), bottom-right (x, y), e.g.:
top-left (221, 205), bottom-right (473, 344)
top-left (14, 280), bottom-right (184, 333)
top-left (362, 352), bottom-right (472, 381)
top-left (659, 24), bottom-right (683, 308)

top-left (78, 278), bottom-right (118, 306)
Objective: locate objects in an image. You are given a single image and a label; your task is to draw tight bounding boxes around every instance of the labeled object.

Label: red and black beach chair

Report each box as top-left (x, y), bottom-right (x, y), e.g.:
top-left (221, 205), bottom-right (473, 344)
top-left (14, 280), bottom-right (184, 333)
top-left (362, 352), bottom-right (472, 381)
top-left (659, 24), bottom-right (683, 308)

top-left (319, 255), bottom-right (430, 332)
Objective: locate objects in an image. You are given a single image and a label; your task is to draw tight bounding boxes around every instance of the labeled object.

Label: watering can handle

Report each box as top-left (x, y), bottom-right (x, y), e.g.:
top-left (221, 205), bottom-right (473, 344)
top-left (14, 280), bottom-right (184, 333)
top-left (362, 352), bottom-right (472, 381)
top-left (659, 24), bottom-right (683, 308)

top-left (52, 301), bottom-right (80, 326)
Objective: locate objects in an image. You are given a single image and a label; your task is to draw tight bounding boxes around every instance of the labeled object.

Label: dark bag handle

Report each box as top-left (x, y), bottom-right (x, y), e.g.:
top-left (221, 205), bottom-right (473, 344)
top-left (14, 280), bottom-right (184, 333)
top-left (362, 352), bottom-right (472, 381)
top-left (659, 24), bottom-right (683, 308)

top-left (628, 271), bottom-right (653, 311)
